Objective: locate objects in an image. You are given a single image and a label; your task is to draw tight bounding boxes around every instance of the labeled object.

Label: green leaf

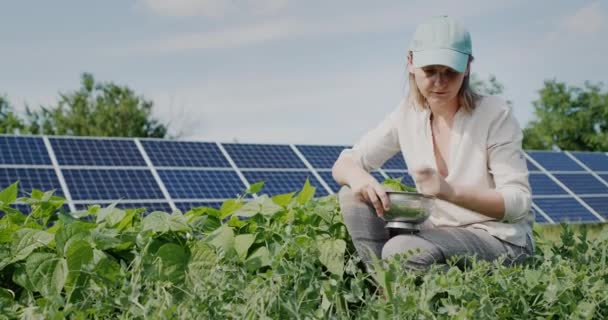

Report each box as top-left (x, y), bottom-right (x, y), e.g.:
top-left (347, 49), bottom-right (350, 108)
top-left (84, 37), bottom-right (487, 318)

top-left (317, 238), bottom-right (346, 278)
top-left (189, 241), bottom-right (217, 269)
top-left (296, 178), bottom-right (316, 205)
top-left (205, 225), bottom-right (235, 254)
top-left (219, 199), bottom-right (243, 220)
top-left (91, 249), bottom-right (120, 283)
top-left (245, 246), bottom-right (271, 271)
top-left (142, 211), bottom-right (190, 234)
top-left (55, 222), bottom-right (91, 257)
top-left (25, 252), bottom-right (67, 299)
top-left (271, 191), bottom-right (296, 207)
top-left (0, 181), bottom-right (18, 205)
top-left (234, 234), bottom-right (255, 261)
top-left (96, 203), bottom-right (125, 226)
top-left (10, 228), bottom-right (54, 263)
top-left (247, 181), bottom-right (264, 194)
top-left (155, 243), bottom-right (188, 283)
top-left (234, 195), bottom-right (282, 218)
top-left (65, 241), bottom-right (93, 302)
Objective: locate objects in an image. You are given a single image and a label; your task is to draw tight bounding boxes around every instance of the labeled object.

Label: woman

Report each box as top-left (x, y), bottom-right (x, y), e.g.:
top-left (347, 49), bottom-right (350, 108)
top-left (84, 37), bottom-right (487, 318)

top-left (332, 16), bottom-right (534, 271)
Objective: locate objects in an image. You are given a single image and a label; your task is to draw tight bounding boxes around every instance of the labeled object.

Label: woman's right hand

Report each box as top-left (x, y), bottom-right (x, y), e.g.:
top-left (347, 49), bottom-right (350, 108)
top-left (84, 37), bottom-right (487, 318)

top-left (350, 175), bottom-right (391, 217)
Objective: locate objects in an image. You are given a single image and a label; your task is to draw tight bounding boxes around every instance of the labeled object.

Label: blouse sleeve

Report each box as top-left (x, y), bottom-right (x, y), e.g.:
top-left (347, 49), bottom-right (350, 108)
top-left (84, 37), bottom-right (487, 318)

top-left (487, 99), bottom-right (532, 223)
top-left (338, 101), bottom-right (403, 172)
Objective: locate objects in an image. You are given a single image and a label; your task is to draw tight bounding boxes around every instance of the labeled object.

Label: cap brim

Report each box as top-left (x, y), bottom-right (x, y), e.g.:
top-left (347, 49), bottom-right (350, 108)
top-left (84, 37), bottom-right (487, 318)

top-left (412, 49), bottom-right (468, 73)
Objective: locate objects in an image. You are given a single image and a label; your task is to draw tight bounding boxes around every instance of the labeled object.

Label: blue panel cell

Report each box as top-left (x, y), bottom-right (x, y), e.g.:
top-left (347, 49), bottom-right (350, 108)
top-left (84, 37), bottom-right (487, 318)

top-left (371, 171), bottom-right (386, 184)
top-left (296, 145), bottom-right (350, 169)
top-left (527, 151), bottom-right (583, 171)
top-left (141, 140), bottom-right (230, 168)
top-left (317, 171), bottom-right (340, 193)
top-left (553, 174), bottom-right (608, 195)
top-left (63, 169), bottom-right (163, 200)
top-left (601, 174), bottom-right (608, 185)
top-left (529, 173), bottom-right (567, 196)
top-left (531, 206), bottom-right (549, 224)
top-left (534, 198), bottom-right (599, 223)
top-left (242, 171), bottom-right (328, 196)
top-left (175, 201), bottom-right (223, 212)
top-left (385, 171), bottom-right (416, 188)
top-left (0, 136), bottom-right (51, 165)
top-left (74, 202), bottom-right (172, 213)
top-left (159, 170), bottom-right (246, 199)
top-left (0, 168), bottom-right (64, 197)
top-left (223, 143), bottom-right (306, 169)
top-left (526, 159), bottom-right (540, 171)
top-left (50, 138), bottom-right (146, 166)
top-left (570, 152), bottom-right (608, 171)
top-left (580, 197), bottom-right (608, 220)
top-left (382, 153), bottom-right (408, 170)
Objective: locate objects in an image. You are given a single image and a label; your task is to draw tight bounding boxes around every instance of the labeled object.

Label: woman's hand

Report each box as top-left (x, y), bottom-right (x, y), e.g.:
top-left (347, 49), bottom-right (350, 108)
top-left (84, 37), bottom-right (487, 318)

top-left (350, 175), bottom-right (391, 217)
top-left (412, 166), bottom-right (455, 200)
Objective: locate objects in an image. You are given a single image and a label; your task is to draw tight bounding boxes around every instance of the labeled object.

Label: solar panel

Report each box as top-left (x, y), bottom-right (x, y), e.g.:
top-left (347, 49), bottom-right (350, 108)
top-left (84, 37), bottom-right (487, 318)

top-left (0, 168), bottom-right (64, 197)
top-left (382, 153), bottom-right (408, 170)
top-left (141, 140), bottom-right (231, 168)
top-left (317, 171), bottom-right (341, 193)
top-left (223, 143), bottom-right (306, 169)
top-left (63, 169), bottom-right (164, 200)
top-left (175, 201), bottom-right (223, 212)
top-left (0, 136), bottom-right (51, 165)
top-left (527, 151), bottom-right (584, 171)
top-left (552, 174), bottom-right (608, 195)
top-left (580, 197), bottom-right (608, 220)
top-left (529, 173), bottom-right (567, 195)
top-left (526, 159), bottom-right (541, 171)
top-left (158, 170), bottom-right (247, 199)
top-left (599, 174), bottom-right (608, 185)
top-left (570, 152), bottom-right (608, 171)
top-left (50, 138), bottom-right (146, 166)
top-left (534, 198), bottom-right (599, 223)
top-left (241, 170), bottom-right (328, 196)
top-left (295, 145), bottom-right (349, 169)
top-left (74, 202), bottom-right (172, 213)
top-left (532, 207), bottom-right (549, 224)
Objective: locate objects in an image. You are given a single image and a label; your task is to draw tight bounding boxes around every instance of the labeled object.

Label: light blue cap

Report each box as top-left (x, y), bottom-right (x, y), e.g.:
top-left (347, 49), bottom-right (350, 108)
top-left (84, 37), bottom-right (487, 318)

top-left (409, 16), bottom-right (472, 73)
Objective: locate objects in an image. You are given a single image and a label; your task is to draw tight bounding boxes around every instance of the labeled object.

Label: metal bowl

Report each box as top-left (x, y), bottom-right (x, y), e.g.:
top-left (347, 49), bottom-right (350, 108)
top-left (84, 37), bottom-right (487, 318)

top-left (383, 191), bottom-right (434, 232)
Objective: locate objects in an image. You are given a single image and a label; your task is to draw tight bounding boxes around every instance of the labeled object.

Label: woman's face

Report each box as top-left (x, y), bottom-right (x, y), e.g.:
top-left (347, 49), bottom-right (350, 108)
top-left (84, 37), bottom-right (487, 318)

top-left (408, 59), bottom-right (469, 106)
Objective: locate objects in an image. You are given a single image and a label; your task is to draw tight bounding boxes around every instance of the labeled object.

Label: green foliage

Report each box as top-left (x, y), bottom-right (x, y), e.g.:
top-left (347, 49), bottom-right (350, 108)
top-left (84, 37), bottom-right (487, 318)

top-left (470, 73), bottom-right (513, 106)
top-left (1, 182), bottom-right (608, 319)
top-left (0, 96), bottom-right (25, 134)
top-left (523, 80), bottom-right (608, 151)
top-left (24, 73), bottom-right (169, 138)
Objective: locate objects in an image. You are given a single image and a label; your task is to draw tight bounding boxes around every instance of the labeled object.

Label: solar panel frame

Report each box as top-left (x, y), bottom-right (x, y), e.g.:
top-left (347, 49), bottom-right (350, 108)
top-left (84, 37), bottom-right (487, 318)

top-left (241, 170), bottom-right (329, 197)
top-left (527, 151), bottom-right (584, 171)
top-left (0, 168), bottom-right (65, 197)
top-left (295, 145), bottom-right (350, 169)
top-left (0, 136), bottom-right (52, 165)
top-left (141, 140), bottom-right (231, 168)
top-left (569, 151), bottom-right (608, 171)
top-left (552, 173), bottom-right (608, 195)
top-left (63, 168), bottom-right (164, 200)
top-left (50, 137), bottom-right (147, 167)
top-left (158, 169), bottom-right (248, 200)
top-left (534, 198), bottom-right (599, 223)
top-left (223, 143), bottom-right (307, 169)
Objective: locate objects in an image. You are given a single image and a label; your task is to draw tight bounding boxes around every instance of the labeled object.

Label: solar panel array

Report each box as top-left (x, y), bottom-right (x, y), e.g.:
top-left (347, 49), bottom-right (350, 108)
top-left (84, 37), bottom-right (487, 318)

top-left (1, 135), bottom-right (607, 224)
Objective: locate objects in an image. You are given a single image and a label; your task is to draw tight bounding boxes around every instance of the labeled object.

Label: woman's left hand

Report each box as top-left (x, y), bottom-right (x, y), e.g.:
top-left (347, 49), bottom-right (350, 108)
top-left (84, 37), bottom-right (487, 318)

top-left (411, 166), bottom-right (455, 200)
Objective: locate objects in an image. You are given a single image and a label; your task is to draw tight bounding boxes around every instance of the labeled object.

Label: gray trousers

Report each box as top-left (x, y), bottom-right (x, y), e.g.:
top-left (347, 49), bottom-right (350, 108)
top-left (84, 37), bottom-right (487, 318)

top-left (338, 186), bottom-right (534, 271)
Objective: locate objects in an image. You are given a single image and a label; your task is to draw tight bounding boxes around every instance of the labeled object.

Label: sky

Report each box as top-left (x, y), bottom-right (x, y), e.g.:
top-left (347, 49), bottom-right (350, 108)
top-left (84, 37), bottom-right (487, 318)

top-left (1, 0), bottom-right (607, 145)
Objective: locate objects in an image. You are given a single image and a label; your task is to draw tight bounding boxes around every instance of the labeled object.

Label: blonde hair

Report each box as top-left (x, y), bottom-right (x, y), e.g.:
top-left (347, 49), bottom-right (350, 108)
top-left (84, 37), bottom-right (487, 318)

top-left (407, 51), bottom-right (481, 113)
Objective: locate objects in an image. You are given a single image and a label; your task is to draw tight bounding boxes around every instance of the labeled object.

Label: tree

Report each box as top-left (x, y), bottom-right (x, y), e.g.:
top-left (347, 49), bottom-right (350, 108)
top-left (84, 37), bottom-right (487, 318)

top-left (0, 96), bottom-right (25, 134)
top-left (470, 73), bottom-right (513, 106)
top-left (26, 73), bottom-right (168, 138)
top-left (523, 80), bottom-right (608, 151)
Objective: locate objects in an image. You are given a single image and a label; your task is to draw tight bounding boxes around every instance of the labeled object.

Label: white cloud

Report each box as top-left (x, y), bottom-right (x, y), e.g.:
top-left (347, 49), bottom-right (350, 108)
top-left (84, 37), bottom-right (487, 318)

top-left (137, 0), bottom-right (288, 18)
top-left (562, 1), bottom-right (605, 34)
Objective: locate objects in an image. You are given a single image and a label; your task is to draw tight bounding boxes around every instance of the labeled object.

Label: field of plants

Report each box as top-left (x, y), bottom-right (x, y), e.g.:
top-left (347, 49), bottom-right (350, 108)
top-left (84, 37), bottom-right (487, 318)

top-left (1, 180), bottom-right (607, 319)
